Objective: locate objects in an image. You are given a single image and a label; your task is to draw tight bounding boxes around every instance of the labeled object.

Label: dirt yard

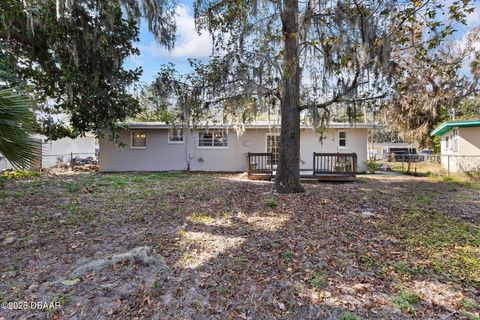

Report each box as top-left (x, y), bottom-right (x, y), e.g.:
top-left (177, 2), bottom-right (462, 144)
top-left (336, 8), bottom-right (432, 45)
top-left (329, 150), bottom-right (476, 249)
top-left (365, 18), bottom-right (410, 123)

top-left (0, 172), bottom-right (479, 319)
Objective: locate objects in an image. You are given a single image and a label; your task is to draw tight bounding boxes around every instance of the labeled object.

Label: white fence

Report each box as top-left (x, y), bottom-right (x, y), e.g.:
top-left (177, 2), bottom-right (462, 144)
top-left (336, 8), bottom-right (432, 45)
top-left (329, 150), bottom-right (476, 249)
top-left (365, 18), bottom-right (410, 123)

top-left (0, 153), bottom-right (97, 171)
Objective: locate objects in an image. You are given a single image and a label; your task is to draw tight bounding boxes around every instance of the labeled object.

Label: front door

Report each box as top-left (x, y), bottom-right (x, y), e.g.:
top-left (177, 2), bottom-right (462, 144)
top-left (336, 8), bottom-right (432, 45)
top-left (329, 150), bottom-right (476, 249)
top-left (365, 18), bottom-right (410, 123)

top-left (266, 134), bottom-right (280, 167)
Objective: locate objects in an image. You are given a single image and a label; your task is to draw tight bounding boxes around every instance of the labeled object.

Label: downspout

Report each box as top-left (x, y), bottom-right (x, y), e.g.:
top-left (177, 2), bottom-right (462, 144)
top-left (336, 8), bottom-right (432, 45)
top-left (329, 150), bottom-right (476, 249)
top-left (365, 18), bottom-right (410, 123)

top-left (185, 125), bottom-right (190, 171)
top-left (184, 97), bottom-right (190, 171)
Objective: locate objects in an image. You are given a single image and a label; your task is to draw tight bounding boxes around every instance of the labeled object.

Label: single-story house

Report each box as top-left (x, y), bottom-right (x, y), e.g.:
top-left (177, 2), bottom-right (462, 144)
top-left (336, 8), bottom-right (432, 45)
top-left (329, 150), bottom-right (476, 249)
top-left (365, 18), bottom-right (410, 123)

top-left (99, 122), bottom-right (374, 175)
top-left (431, 119), bottom-right (480, 173)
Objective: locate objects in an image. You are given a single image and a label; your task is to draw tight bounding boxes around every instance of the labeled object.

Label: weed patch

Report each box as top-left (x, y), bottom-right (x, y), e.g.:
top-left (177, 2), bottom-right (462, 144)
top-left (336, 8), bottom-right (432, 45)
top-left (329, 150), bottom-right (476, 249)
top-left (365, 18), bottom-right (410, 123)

top-left (392, 288), bottom-right (420, 314)
top-left (395, 209), bottom-right (480, 285)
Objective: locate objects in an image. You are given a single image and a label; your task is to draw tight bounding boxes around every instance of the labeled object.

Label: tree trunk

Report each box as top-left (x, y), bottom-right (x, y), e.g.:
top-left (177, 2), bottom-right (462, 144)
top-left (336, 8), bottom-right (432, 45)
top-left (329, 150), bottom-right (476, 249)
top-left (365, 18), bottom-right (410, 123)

top-left (274, 0), bottom-right (304, 193)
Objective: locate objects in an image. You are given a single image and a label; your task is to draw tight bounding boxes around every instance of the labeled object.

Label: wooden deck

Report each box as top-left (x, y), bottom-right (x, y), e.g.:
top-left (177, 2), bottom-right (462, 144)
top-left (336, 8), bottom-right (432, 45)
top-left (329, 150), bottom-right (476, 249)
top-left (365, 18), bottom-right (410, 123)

top-left (248, 171), bottom-right (356, 182)
top-left (247, 153), bottom-right (357, 182)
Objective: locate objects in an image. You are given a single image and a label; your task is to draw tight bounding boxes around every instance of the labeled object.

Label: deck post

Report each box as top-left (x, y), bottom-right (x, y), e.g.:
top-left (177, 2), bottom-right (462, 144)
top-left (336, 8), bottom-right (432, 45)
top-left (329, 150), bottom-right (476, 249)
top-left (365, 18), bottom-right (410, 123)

top-left (312, 152), bottom-right (316, 177)
top-left (353, 153), bottom-right (357, 173)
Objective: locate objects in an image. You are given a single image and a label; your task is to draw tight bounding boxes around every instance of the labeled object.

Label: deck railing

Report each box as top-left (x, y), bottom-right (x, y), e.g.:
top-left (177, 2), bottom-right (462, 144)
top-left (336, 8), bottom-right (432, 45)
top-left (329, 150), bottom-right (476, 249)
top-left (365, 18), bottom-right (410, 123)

top-left (247, 152), bottom-right (357, 180)
top-left (313, 152), bottom-right (357, 175)
top-left (247, 152), bottom-right (273, 176)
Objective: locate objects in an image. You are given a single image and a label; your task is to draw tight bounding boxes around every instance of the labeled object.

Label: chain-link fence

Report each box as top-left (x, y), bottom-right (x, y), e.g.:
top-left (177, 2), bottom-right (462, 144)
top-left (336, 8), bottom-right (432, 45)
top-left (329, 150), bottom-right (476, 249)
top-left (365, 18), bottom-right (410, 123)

top-left (380, 154), bottom-right (480, 176)
top-left (1, 153), bottom-right (98, 171)
top-left (42, 152), bottom-right (98, 169)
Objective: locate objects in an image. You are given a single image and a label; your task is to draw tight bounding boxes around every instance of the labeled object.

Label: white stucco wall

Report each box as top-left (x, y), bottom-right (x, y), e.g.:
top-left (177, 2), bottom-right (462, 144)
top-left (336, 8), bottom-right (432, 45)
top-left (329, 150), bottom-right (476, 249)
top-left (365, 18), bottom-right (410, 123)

top-left (299, 128), bottom-right (368, 172)
top-left (457, 127), bottom-right (480, 172)
top-left (188, 129), bottom-right (268, 171)
top-left (99, 130), bottom-right (187, 172)
top-left (99, 127), bottom-right (369, 172)
top-left (439, 127), bottom-right (480, 172)
top-left (458, 127), bottom-right (480, 156)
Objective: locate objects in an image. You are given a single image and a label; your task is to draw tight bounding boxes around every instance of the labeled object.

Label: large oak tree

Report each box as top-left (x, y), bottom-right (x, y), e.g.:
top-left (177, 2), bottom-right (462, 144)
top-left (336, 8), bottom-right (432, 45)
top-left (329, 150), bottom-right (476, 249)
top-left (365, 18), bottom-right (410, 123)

top-left (0, 0), bottom-right (176, 139)
top-left (190, 0), bottom-right (475, 192)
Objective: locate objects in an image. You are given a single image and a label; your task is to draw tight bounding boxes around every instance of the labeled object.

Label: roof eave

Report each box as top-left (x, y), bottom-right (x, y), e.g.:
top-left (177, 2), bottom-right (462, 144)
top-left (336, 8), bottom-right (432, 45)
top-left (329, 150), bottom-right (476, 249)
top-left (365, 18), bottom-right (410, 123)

top-left (123, 122), bottom-right (381, 130)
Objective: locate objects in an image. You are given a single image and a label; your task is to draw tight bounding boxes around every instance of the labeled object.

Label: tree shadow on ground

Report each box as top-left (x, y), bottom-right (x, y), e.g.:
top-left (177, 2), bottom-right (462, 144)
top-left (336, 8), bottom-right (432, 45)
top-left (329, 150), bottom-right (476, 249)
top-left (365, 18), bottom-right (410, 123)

top-left (0, 173), bottom-right (478, 319)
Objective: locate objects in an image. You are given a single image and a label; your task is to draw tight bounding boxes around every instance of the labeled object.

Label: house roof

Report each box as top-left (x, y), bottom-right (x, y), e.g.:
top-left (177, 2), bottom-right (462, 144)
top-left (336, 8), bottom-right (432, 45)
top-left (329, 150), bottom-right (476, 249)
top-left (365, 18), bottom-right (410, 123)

top-left (124, 121), bottom-right (380, 130)
top-left (431, 119), bottom-right (480, 136)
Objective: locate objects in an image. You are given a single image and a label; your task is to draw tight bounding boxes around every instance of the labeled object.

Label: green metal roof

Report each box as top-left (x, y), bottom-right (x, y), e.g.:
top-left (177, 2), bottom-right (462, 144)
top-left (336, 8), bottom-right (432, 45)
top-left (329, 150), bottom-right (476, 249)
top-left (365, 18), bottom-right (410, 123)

top-left (431, 119), bottom-right (480, 136)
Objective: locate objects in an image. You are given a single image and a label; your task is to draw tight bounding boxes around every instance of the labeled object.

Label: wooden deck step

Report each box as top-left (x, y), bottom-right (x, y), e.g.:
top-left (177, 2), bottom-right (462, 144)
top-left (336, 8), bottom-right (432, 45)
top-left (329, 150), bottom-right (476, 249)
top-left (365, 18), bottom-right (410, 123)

top-left (247, 173), bottom-right (356, 182)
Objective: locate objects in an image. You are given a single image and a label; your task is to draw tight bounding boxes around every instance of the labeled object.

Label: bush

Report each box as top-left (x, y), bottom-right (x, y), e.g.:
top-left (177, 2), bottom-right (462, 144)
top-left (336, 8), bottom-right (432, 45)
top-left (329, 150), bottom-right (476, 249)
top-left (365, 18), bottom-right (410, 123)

top-left (465, 167), bottom-right (480, 182)
top-left (266, 198), bottom-right (277, 208)
top-left (365, 160), bottom-right (381, 173)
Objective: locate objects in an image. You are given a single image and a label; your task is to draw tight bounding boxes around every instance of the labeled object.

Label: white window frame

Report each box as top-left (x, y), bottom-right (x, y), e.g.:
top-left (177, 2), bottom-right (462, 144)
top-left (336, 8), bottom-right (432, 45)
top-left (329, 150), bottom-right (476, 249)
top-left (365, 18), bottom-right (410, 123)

top-left (197, 129), bottom-right (229, 149)
top-left (452, 128), bottom-right (458, 152)
top-left (265, 133), bottom-right (281, 166)
top-left (168, 127), bottom-right (184, 144)
top-left (131, 131), bottom-right (146, 149)
top-left (338, 131), bottom-right (347, 149)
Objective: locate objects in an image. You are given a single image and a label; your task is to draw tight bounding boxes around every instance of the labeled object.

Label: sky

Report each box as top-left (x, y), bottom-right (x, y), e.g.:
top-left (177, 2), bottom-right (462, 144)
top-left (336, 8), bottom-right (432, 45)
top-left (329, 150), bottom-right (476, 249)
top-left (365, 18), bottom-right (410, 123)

top-left (125, 1), bottom-right (480, 85)
top-left (124, 1), bottom-right (213, 84)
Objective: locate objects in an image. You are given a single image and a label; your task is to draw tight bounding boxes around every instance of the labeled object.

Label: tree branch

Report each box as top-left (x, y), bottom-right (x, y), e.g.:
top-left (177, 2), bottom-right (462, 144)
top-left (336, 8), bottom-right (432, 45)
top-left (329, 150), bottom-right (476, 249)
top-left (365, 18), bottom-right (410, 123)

top-left (298, 70), bottom-right (362, 111)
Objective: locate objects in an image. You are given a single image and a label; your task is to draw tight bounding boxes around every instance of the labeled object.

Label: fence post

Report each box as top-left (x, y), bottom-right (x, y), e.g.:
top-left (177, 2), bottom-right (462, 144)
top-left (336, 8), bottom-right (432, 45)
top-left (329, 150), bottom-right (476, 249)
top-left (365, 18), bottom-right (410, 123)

top-left (401, 155), bottom-right (404, 173)
top-left (353, 153), bottom-right (357, 173)
top-left (70, 152), bottom-right (73, 170)
top-left (447, 155), bottom-right (450, 177)
top-left (407, 154), bottom-right (411, 173)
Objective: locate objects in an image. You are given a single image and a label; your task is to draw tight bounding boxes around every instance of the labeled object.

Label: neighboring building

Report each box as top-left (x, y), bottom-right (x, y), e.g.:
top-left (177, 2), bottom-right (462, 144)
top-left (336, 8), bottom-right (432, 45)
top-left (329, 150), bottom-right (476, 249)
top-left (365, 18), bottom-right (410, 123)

top-left (368, 142), bottom-right (417, 160)
top-left (99, 122), bottom-right (373, 173)
top-left (431, 119), bottom-right (480, 173)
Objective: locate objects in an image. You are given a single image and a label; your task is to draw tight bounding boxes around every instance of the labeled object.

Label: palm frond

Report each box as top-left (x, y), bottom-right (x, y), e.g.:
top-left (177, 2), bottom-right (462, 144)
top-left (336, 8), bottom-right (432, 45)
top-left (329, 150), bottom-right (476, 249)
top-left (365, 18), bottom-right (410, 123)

top-left (0, 86), bottom-right (40, 169)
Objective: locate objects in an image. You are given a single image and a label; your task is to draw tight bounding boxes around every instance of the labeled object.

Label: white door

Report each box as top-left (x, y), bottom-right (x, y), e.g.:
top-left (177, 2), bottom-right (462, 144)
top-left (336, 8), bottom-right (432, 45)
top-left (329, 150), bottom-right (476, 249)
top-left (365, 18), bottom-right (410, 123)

top-left (266, 134), bottom-right (280, 167)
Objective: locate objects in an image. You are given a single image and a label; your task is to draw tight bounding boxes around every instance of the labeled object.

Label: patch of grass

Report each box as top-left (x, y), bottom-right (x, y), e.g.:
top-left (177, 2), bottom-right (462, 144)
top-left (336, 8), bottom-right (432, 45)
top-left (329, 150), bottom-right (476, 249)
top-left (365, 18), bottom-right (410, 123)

top-left (462, 298), bottom-right (476, 311)
top-left (461, 311), bottom-right (480, 320)
top-left (340, 311), bottom-right (359, 320)
top-left (266, 198), bottom-right (278, 208)
top-left (358, 254), bottom-right (377, 271)
top-left (1, 170), bottom-right (41, 180)
top-left (435, 174), bottom-right (480, 190)
top-left (191, 299), bottom-right (202, 310)
top-left (309, 272), bottom-right (324, 291)
top-left (191, 212), bottom-right (216, 224)
top-left (392, 288), bottom-right (420, 314)
top-left (282, 251), bottom-right (294, 262)
top-left (218, 285), bottom-right (227, 294)
top-left (397, 209), bottom-right (480, 285)
top-left (66, 176), bottom-right (97, 193)
top-left (172, 182), bottom-right (198, 193)
top-left (152, 278), bottom-right (161, 289)
top-left (177, 229), bottom-right (186, 238)
top-left (235, 254), bottom-right (249, 263)
top-left (62, 203), bottom-right (96, 227)
top-left (0, 189), bottom-right (29, 199)
top-left (66, 181), bottom-right (83, 192)
top-left (45, 294), bottom-right (69, 315)
top-left (419, 194), bottom-right (431, 205)
top-left (393, 261), bottom-right (422, 277)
